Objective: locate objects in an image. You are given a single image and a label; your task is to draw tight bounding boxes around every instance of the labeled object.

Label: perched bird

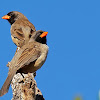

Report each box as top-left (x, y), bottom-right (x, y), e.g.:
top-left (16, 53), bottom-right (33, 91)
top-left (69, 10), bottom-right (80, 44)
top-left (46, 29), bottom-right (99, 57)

top-left (2, 11), bottom-right (36, 47)
top-left (0, 30), bottom-right (48, 96)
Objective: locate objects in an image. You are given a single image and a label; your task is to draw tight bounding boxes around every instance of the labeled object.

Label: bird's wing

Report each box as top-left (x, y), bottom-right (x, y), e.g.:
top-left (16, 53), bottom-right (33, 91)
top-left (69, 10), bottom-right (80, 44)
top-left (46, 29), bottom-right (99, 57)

top-left (11, 19), bottom-right (36, 41)
top-left (10, 43), bottom-right (41, 71)
top-left (11, 25), bottom-right (25, 40)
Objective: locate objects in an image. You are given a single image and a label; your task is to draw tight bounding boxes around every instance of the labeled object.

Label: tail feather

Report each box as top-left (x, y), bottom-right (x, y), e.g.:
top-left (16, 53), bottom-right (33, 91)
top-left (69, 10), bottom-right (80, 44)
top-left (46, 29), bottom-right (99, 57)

top-left (0, 69), bottom-right (16, 96)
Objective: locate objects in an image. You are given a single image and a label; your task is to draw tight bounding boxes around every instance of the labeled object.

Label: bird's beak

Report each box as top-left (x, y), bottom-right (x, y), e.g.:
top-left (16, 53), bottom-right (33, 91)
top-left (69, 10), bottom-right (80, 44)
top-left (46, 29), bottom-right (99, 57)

top-left (2, 15), bottom-right (11, 19)
top-left (40, 32), bottom-right (48, 38)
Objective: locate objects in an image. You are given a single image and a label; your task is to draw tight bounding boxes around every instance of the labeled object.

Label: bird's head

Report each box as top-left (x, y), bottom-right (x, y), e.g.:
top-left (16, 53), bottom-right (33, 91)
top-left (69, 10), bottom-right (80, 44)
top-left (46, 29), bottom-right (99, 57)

top-left (30, 30), bottom-right (48, 44)
top-left (2, 11), bottom-right (28, 25)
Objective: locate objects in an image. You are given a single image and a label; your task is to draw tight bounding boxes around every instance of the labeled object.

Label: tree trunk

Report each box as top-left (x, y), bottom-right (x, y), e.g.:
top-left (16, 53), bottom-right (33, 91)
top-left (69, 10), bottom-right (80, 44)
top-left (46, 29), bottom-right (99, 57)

top-left (11, 72), bottom-right (44, 100)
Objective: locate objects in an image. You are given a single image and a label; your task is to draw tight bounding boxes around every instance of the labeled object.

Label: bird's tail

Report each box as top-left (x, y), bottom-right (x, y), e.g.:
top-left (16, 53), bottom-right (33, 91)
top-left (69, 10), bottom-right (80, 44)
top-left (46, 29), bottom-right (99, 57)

top-left (0, 69), bottom-right (16, 96)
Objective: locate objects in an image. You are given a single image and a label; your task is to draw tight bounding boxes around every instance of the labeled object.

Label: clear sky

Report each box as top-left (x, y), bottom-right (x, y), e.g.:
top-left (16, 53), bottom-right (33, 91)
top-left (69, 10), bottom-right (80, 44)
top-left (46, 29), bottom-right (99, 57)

top-left (0, 0), bottom-right (99, 100)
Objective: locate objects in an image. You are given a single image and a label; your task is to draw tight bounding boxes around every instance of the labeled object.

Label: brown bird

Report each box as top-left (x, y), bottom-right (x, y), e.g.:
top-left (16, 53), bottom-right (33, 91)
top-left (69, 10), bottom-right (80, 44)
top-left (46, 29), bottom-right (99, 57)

top-left (2, 11), bottom-right (36, 47)
top-left (0, 30), bottom-right (48, 96)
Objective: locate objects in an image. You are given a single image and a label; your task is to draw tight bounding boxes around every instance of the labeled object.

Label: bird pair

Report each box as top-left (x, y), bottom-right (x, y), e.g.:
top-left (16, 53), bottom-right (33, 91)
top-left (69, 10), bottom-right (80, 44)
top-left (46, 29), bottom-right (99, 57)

top-left (0, 11), bottom-right (48, 96)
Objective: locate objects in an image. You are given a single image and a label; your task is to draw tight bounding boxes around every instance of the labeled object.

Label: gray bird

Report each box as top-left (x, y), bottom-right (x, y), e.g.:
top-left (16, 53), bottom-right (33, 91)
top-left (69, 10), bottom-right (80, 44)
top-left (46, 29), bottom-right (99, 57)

top-left (0, 30), bottom-right (48, 96)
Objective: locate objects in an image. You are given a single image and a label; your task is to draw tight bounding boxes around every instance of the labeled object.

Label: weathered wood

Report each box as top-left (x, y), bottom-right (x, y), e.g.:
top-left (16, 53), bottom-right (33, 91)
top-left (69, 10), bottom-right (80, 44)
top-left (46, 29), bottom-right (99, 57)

top-left (11, 73), bottom-right (44, 100)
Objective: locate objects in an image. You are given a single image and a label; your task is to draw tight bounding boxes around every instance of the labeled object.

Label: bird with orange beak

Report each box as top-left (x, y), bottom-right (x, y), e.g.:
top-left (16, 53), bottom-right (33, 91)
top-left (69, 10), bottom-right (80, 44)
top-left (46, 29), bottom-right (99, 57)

top-left (2, 11), bottom-right (36, 47)
top-left (0, 30), bottom-right (48, 96)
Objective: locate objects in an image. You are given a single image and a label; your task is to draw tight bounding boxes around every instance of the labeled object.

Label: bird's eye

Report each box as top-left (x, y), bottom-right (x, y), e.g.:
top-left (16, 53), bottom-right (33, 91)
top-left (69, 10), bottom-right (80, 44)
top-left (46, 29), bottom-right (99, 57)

top-left (10, 13), bottom-right (13, 16)
top-left (9, 12), bottom-right (14, 16)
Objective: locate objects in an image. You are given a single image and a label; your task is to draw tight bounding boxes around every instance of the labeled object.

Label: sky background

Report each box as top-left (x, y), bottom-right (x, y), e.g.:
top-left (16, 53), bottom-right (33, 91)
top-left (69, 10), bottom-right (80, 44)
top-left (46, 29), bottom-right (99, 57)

top-left (0, 0), bottom-right (100, 100)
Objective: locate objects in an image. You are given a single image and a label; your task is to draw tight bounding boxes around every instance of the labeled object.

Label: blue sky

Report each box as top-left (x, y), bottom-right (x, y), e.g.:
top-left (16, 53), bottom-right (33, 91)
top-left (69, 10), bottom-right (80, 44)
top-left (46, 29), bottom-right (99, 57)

top-left (0, 0), bottom-right (100, 100)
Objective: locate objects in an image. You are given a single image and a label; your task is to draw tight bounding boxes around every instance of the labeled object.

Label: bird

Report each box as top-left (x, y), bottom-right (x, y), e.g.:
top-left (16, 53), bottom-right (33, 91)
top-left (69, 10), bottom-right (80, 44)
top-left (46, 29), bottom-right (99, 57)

top-left (0, 30), bottom-right (48, 96)
top-left (2, 11), bottom-right (36, 47)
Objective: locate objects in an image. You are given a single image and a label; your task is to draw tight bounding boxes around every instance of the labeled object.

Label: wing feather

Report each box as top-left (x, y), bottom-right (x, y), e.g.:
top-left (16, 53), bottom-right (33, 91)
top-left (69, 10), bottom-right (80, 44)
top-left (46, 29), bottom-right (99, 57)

top-left (15, 43), bottom-right (41, 70)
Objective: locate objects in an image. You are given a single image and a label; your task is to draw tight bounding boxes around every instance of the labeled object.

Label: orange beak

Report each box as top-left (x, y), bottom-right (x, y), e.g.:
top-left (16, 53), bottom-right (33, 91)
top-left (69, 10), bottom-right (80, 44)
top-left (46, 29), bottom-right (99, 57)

top-left (40, 32), bottom-right (48, 38)
top-left (2, 15), bottom-right (11, 19)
